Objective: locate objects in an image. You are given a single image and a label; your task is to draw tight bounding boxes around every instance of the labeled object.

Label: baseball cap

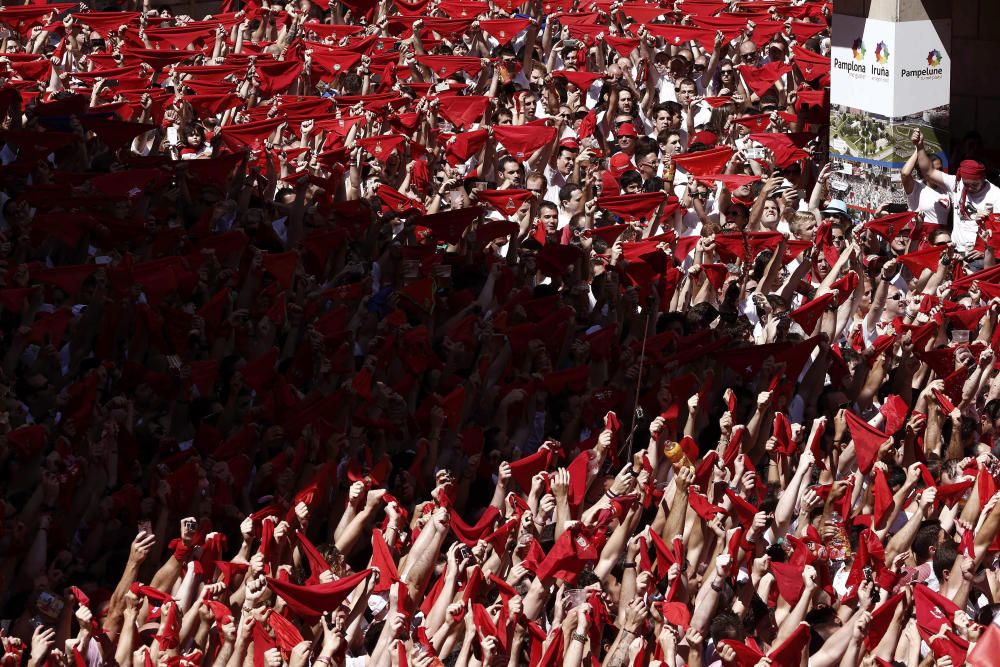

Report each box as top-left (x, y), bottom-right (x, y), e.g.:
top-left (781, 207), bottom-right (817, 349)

top-left (609, 152), bottom-right (636, 177)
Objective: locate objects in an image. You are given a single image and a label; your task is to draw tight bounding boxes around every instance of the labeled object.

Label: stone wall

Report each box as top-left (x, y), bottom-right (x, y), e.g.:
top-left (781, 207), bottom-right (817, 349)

top-left (951, 0), bottom-right (1000, 150)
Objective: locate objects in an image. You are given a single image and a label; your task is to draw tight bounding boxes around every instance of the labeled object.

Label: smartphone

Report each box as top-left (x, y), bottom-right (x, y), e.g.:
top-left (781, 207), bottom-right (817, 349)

top-left (166, 126), bottom-right (179, 145)
top-left (952, 329), bottom-right (970, 344)
top-left (138, 519), bottom-right (152, 534)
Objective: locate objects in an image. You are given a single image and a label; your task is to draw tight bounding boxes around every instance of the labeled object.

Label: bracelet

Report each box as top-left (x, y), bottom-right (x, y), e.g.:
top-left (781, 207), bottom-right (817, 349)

top-left (314, 657), bottom-right (333, 666)
top-left (623, 563), bottom-right (637, 569)
top-left (711, 581), bottom-right (724, 592)
top-left (572, 632), bottom-right (588, 643)
top-left (605, 489), bottom-right (620, 499)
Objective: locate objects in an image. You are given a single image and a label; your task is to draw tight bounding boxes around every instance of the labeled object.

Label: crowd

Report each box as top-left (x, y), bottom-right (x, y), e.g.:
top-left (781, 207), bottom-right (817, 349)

top-left (5, 0), bottom-right (1000, 665)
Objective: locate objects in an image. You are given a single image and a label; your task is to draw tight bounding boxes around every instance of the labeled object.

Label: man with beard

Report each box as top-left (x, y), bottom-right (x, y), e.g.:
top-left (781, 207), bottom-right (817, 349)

top-left (914, 129), bottom-right (1000, 254)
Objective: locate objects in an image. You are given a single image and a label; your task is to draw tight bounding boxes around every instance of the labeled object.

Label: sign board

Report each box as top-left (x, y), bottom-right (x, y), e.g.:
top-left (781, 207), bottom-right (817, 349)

top-left (829, 15), bottom-right (951, 217)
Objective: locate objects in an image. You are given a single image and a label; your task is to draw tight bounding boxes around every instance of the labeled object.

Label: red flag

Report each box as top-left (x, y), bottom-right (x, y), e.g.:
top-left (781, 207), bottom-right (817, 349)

top-left (672, 146), bottom-right (735, 176)
top-left (596, 192), bottom-right (666, 221)
top-left (479, 18), bottom-right (530, 45)
top-left (789, 292), bottom-right (834, 334)
top-left (738, 62), bottom-right (793, 97)
top-left (863, 211), bottom-right (918, 240)
top-left (416, 55), bottom-right (485, 79)
top-left (476, 189), bottom-right (534, 217)
top-left (356, 134), bottom-right (407, 162)
top-left (436, 95), bottom-right (491, 130)
top-left (552, 69), bottom-right (604, 91)
top-left (844, 411), bottom-right (888, 475)
top-left (265, 570), bottom-right (372, 623)
top-left (492, 123), bottom-right (558, 160)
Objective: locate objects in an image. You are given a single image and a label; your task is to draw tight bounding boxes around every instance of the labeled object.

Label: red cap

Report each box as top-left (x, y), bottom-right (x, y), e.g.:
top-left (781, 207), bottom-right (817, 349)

top-left (609, 151), bottom-right (636, 177)
top-left (691, 130), bottom-right (718, 146)
top-left (559, 137), bottom-right (580, 150)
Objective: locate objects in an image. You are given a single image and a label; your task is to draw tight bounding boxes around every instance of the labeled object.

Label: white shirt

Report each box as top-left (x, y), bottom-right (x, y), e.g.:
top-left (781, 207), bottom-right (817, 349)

top-left (543, 163), bottom-right (567, 206)
top-left (906, 179), bottom-right (951, 226)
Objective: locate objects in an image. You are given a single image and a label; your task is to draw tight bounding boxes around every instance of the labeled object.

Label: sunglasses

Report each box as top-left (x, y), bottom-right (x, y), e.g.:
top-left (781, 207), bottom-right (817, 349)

top-left (741, 53), bottom-right (758, 61)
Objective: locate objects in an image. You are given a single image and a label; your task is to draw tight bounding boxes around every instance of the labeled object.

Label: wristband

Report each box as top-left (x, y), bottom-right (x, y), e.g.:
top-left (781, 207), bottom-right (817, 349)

top-left (572, 632), bottom-right (588, 643)
top-left (711, 581), bottom-right (724, 592)
top-left (623, 563), bottom-right (637, 569)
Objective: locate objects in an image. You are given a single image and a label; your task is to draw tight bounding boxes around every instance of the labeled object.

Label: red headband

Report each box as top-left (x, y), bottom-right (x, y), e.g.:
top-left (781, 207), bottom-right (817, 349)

top-left (958, 159), bottom-right (986, 181)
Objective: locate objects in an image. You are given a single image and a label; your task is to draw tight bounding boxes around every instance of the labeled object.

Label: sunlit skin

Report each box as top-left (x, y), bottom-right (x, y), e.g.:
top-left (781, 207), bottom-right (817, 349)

top-left (761, 200), bottom-right (781, 230)
top-left (661, 133), bottom-right (684, 156)
top-left (556, 146), bottom-right (577, 177)
top-left (539, 205), bottom-right (559, 233)
top-left (4, 13), bottom-right (996, 665)
top-left (562, 188), bottom-right (584, 215)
